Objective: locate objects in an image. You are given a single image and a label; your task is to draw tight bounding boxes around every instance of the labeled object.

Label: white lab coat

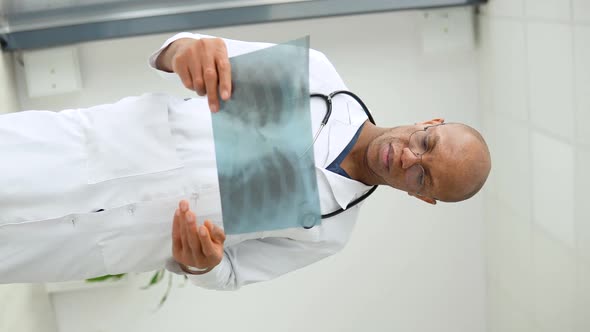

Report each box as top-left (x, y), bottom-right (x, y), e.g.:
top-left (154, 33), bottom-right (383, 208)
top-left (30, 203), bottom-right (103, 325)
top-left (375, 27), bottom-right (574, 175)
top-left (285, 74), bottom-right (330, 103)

top-left (0, 32), bottom-right (371, 290)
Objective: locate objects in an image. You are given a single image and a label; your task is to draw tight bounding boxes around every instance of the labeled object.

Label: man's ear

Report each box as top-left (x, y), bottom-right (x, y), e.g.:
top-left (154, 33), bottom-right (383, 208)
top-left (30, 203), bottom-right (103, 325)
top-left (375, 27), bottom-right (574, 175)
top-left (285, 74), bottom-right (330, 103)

top-left (408, 192), bottom-right (437, 205)
top-left (417, 118), bottom-right (445, 126)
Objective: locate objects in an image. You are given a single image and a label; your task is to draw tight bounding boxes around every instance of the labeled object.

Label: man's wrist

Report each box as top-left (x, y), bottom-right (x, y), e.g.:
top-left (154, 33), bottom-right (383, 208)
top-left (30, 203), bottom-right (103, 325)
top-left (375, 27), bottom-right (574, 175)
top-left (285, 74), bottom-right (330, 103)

top-left (156, 38), bottom-right (192, 73)
top-left (179, 263), bottom-right (213, 275)
top-left (156, 40), bottom-right (180, 72)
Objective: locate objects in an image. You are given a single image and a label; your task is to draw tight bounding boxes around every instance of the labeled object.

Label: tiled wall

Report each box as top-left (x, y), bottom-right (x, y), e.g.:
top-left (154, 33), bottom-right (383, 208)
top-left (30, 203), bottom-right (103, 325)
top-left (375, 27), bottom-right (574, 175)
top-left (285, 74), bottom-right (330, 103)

top-left (478, 0), bottom-right (589, 331)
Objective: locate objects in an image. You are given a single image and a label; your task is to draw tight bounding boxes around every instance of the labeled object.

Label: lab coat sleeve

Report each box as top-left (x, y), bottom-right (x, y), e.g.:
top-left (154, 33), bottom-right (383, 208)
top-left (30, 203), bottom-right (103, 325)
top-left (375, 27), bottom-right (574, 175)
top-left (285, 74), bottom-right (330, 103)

top-left (147, 32), bottom-right (329, 84)
top-left (185, 237), bottom-right (339, 291)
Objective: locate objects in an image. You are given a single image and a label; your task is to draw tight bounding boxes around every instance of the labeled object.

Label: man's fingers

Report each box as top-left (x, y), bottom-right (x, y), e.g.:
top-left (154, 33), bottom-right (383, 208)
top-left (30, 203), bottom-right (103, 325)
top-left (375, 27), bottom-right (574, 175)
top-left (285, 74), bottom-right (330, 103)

top-left (203, 220), bottom-right (212, 230)
top-left (171, 38), bottom-right (230, 103)
top-left (186, 211), bottom-right (203, 256)
top-left (172, 208), bottom-right (183, 253)
top-left (215, 40), bottom-right (231, 100)
top-left (179, 209), bottom-right (189, 254)
top-left (173, 197), bottom-right (224, 269)
top-left (177, 66), bottom-right (194, 92)
top-left (189, 61), bottom-right (206, 96)
top-left (204, 220), bottom-right (226, 243)
top-left (202, 51), bottom-right (219, 113)
top-left (204, 71), bottom-right (219, 112)
top-left (214, 225), bottom-right (226, 243)
top-left (179, 200), bottom-right (195, 256)
top-left (179, 199), bottom-right (189, 212)
top-left (216, 56), bottom-right (231, 101)
top-left (198, 226), bottom-right (215, 256)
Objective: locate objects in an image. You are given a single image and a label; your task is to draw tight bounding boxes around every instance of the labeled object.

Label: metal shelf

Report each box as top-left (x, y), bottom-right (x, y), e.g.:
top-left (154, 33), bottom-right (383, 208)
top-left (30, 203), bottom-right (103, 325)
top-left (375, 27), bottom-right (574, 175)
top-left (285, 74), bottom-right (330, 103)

top-left (0, 0), bottom-right (485, 51)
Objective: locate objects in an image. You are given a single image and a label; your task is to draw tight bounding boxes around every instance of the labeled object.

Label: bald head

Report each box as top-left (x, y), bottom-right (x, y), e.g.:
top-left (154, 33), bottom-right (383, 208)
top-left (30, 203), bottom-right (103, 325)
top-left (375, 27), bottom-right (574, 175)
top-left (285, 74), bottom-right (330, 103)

top-left (437, 123), bottom-right (491, 202)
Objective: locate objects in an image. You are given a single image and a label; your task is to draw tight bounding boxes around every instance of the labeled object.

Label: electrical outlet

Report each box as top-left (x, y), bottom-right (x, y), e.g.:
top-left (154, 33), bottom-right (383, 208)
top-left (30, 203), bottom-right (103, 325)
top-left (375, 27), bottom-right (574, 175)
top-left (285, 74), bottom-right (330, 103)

top-left (420, 7), bottom-right (475, 54)
top-left (23, 46), bottom-right (82, 98)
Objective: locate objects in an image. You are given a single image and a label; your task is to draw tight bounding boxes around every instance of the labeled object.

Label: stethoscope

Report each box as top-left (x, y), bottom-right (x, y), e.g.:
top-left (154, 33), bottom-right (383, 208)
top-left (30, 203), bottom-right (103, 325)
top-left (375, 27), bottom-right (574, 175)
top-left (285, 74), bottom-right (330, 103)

top-left (306, 90), bottom-right (379, 224)
top-left (187, 91), bottom-right (378, 225)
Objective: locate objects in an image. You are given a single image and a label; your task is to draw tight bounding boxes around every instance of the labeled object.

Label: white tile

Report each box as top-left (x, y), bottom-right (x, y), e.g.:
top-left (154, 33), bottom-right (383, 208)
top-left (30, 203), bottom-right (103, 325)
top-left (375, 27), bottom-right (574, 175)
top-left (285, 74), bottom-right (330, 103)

top-left (485, 197), bottom-right (501, 280)
top-left (480, 0), bottom-right (524, 18)
top-left (576, 260), bottom-right (590, 332)
top-left (573, 0), bottom-right (590, 23)
top-left (574, 27), bottom-right (590, 145)
top-left (478, 15), bottom-right (493, 115)
top-left (577, 148), bottom-right (590, 263)
top-left (525, 0), bottom-right (571, 20)
top-left (527, 23), bottom-right (575, 141)
top-left (485, 197), bottom-right (505, 288)
top-left (488, 278), bottom-right (535, 332)
top-left (480, 111), bottom-right (498, 197)
top-left (534, 322), bottom-right (573, 332)
top-left (493, 116), bottom-right (531, 219)
top-left (532, 131), bottom-right (575, 247)
top-left (486, 200), bottom-right (533, 308)
top-left (478, 17), bottom-right (500, 199)
top-left (532, 226), bottom-right (576, 332)
top-left (487, 19), bottom-right (528, 122)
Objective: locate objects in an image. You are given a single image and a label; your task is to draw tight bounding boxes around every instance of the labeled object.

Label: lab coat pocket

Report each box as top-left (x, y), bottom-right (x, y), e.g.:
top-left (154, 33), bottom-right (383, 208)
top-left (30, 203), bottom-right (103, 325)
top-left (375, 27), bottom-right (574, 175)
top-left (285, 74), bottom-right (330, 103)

top-left (98, 192), bottom-right (219, 275)
top-left (81, 93), bottom-right (184, 184)
top-left (101, 229), bottom-right (172, 276)
top-left (0, 213), bottom-right (109, 283)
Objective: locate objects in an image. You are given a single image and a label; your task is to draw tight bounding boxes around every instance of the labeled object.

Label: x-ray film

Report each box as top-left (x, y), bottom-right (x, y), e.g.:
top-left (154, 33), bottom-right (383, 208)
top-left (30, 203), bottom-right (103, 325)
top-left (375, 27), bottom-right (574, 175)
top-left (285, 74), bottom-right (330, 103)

top-left (212, 36), bottom-right (321, 235)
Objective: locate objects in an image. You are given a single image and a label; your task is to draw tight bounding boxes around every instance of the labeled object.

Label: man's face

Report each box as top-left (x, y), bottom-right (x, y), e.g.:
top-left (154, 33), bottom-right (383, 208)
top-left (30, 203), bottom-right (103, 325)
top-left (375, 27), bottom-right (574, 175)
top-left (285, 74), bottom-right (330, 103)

top-left (365, 119), bottom-right (490, 203)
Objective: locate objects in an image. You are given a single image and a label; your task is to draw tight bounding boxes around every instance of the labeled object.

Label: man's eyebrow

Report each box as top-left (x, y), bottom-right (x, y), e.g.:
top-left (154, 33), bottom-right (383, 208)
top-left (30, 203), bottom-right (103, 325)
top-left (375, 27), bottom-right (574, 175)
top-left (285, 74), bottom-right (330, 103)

top-left (428, 131), bottom-right (440, 153)
top-left (426, 133), bottom-right (441, 192)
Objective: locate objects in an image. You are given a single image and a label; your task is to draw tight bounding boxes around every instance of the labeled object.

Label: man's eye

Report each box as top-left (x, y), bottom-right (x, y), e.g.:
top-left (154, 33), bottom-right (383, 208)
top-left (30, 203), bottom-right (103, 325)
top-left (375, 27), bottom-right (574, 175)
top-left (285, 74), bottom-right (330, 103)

top-left (417, 172), bottom-right (425, 187)
top-left (423, 136), bottom-right (429, 151)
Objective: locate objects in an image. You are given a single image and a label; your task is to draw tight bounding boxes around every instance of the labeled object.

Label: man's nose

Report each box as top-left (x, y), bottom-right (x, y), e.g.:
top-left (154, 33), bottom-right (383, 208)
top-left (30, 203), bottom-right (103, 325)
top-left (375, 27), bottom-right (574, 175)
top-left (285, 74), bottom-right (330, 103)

top-left (401, 147), bottom-right (421, 169)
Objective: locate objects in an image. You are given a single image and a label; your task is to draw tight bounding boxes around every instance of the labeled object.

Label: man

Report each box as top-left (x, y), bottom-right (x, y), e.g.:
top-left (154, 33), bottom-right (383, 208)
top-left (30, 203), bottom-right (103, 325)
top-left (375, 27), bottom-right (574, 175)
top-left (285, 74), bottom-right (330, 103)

top-left (155, 32), bottom-right (491, 289)
top-left (0, 32), bottom-right (490, 289)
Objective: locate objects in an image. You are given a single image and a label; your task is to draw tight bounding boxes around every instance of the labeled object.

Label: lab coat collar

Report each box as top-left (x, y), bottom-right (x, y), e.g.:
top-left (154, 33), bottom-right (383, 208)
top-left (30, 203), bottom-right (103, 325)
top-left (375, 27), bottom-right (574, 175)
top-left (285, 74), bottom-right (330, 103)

top-left (319, 99), bottom-right (372, 209)
top-left (322, 100), bottom-right (369, 168)
top-left (320, 168), bottom-right (373, 209)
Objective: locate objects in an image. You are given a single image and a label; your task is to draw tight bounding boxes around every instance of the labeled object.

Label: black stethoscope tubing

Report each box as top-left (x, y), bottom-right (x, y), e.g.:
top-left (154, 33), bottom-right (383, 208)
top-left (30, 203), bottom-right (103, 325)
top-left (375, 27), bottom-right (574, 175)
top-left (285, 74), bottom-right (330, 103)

top-left (307, 90), bottom-right (378, 224)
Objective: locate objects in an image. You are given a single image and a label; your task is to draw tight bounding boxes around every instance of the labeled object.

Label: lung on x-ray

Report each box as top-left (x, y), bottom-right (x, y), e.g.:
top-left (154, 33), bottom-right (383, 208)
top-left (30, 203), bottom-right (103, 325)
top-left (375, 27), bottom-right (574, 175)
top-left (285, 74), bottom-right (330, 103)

top-left (211, 36), bottom-right (321, 235)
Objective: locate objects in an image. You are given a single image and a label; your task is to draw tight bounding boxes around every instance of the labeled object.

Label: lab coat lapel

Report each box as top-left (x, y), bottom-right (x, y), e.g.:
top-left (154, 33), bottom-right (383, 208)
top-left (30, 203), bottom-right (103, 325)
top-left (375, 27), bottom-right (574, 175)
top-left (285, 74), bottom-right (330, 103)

top-left (322, 100), bottom-right (356, 168)
top-left (322, 97), bottom-right (371, 168)
top-left (320, 168), bottom-right (372, 209)
top-left (319, 98), bottom-right (372, 209)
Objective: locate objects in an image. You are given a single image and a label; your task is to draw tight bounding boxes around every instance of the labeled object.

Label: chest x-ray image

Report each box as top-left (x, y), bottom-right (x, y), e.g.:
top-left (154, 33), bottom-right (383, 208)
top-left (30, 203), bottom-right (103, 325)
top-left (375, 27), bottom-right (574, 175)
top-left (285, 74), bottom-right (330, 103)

top-left (212, 37), bottom-right (321, 235)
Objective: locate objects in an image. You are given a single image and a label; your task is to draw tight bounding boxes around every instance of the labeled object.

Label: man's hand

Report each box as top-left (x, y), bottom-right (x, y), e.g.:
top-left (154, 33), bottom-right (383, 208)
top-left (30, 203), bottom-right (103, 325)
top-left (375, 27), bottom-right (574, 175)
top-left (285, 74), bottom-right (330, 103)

top-left (172, 199), bottom-right (226, 274)
top-left (156, 37), bottom-right (232, 113)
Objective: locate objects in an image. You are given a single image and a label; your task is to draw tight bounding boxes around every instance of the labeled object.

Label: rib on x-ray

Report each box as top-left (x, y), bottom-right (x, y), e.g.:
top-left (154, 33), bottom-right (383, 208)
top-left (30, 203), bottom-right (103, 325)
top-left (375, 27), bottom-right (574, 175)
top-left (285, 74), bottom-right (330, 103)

top-left (211, 36), bottom-right (321, 235)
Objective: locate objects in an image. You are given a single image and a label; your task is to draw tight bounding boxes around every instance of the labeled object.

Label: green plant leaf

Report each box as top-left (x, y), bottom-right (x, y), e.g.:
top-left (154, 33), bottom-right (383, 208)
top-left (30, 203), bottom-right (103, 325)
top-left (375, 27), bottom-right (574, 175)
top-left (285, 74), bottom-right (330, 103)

top-left (85, 273), bottom-right (126, 283)
top-left (157, 271), bottom-right (174, 310)
top-left (178, 275), bottom-right (188, 288)
top-left (141, 269), bottom-right (166, 290)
